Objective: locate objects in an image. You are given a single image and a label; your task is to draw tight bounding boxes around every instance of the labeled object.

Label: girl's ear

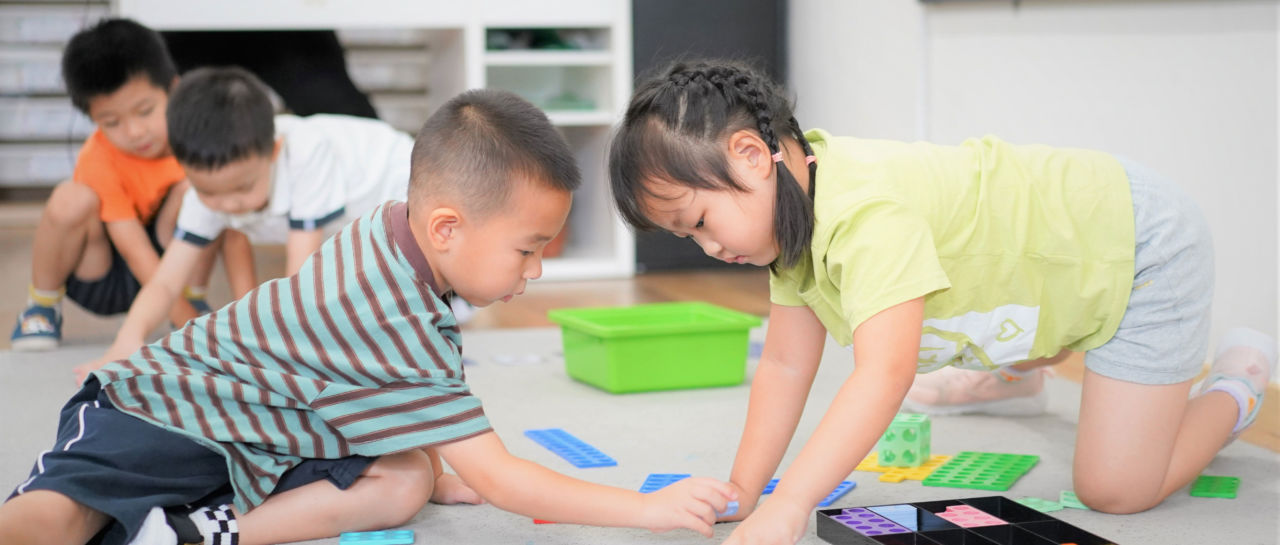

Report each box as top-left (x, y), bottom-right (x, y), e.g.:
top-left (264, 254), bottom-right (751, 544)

top-left (727, 129), bottom-right (772, 177)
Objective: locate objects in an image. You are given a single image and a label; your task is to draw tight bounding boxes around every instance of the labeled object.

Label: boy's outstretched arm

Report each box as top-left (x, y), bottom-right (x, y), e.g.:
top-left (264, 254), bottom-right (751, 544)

top-left (105, 219), bottom-right (201, 326)
top-left (723, 297), bottom-right (924, 545)
top-left (435, 431), bottom-right (736, 537)
top-left (221, 229), bottom-right (257, 299)
top-left (73, 239), bottom-right (207, 381)
top-left (286, 230), bottom-right (327, 276)
top-left (724, 304), bottom-right (828, 518)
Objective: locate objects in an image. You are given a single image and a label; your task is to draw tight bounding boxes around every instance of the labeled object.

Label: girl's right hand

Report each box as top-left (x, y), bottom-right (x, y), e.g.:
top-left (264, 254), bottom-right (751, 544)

top-left (720, 495), bottom-right (810, 545)
top-left (639, 476), bottom-right (737, 537)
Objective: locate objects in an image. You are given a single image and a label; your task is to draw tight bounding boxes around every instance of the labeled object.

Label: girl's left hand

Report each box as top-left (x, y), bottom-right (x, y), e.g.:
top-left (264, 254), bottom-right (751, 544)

top-left (720, 496), bottom-right (810, 545)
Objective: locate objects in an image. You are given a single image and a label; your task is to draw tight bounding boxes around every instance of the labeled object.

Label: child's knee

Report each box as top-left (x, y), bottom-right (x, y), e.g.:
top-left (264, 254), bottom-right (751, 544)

top-left (1072, 475), bottom-right (1162, 514)
top-left (370, 451), bottom-right (435, 524)
top-left (46, 181), bottom-right (99, 225)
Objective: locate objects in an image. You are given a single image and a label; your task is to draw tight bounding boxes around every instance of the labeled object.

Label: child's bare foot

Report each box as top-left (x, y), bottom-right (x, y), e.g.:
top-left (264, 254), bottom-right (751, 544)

top-left (430, 473), bottom-right (484, 505)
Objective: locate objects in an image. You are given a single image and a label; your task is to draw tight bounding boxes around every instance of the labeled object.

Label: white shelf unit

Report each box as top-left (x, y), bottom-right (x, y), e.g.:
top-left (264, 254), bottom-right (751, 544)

top-left (115, 0), bottom-right (636, 281)
top-left (0, 4), bottom-right (109, 188)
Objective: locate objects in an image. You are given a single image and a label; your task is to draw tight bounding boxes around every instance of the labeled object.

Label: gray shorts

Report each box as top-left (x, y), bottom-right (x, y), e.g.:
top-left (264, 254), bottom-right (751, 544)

top-left (1083, 157), bottom-right (1214, 385)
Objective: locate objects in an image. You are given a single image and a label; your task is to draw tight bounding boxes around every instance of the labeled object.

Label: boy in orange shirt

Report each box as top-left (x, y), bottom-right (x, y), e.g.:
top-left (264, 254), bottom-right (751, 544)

top-left (10, 18), bottom-right (247, 351)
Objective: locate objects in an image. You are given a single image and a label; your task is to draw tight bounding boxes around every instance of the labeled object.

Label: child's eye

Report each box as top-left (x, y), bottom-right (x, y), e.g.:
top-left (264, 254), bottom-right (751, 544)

top-left (520, 250), bottom-right (534, 256)
top-left (694, 217), bottom-right (704, 229)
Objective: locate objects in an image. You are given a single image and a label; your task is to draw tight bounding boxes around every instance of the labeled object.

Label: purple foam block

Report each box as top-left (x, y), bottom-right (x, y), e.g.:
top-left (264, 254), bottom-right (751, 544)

top-left (830, 507), bottom-right (911, 536)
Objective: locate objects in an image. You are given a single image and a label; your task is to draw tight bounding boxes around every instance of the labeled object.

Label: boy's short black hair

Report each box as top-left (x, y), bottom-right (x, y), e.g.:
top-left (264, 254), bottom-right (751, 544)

top-left (408, 89), bottom-right (580, 217)
top-left (167, 67), bottom-right (276, 171)
top-left (61, 18), bottom-right (177, 115)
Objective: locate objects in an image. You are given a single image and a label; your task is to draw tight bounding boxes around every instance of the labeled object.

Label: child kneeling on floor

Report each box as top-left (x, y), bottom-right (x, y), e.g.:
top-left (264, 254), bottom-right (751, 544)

top-left (0, 89), bottom-right (735, 545)
top-left (608, 58), bottom-right (1276, 545)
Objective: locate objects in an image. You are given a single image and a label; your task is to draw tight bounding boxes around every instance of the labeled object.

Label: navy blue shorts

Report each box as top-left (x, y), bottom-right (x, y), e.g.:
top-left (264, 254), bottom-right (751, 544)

top-left (64, 221), bottom-right (165, 316)
top-left (6, 378), bottom-right (376, 545)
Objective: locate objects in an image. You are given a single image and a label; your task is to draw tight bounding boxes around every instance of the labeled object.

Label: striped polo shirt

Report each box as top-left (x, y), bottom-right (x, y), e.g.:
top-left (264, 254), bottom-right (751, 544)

top-left (92, 202), bottom-right (491, 512)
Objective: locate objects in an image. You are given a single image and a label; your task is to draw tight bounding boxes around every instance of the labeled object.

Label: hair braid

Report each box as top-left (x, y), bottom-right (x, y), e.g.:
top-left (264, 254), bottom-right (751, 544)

top-left (609, 59), bottom-right (817, 271)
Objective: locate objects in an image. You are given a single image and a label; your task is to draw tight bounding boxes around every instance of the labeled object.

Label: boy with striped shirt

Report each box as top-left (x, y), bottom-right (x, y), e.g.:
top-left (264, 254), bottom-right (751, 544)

top-left (0, 90), bottom-right (736, 545)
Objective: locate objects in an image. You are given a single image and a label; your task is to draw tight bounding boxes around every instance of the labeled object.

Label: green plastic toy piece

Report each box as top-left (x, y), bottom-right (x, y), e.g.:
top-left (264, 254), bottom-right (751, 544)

top-left (1015, 497), bottom-right (1063, 513)
top-left (877, 413), bottom-right (931, 467)
top-left (921, 451), bottom-right (1039, 491)
top-left (1189, 475), bottom-right (1239, 499)
top-left (1059, 490), bottom-right (1088, 510)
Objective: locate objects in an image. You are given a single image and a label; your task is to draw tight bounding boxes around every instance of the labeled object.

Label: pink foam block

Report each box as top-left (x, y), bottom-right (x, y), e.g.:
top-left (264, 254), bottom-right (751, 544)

top-left (936, 505), bottom-right (1006, 528)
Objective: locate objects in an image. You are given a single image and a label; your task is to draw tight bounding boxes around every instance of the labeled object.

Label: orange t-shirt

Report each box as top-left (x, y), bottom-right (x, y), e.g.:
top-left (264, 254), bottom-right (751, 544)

top-left (72, 130), bottom-right (186, 224)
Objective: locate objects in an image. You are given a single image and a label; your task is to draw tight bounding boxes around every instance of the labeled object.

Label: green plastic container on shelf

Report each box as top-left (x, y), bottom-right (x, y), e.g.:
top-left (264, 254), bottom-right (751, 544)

top-left (547, 302), bottom-right (762, 393)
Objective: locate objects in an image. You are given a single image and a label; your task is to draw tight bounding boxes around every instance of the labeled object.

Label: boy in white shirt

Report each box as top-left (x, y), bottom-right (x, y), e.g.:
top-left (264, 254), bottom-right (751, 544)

top-left (76, 66), bottom-right (419, 379)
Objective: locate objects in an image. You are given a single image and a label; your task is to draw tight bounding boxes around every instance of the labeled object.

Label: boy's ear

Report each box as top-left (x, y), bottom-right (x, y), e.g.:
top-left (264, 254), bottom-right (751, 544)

top-left (426, 207), bottom-right (463, 251)
top-left (168, 75), bottom-right (180, 92)
top-left (728, 129), bottom-right (770, 175)
top-left (271, 138), bottom-right (283, 161)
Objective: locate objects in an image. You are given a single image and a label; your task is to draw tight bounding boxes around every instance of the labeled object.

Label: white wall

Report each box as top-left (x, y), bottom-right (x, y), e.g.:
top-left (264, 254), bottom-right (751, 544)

top-left (790, 0), bottom-right (1279, 348)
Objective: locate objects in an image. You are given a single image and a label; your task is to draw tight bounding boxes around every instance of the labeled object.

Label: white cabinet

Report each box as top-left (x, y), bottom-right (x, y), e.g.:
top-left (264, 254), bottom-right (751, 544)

top-left (114, 0), bottom-right (636, 280)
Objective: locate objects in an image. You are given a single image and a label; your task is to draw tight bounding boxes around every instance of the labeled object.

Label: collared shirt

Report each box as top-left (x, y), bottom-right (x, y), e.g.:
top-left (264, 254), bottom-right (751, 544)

top-left (174, 114), bottom-right (413, 246)
top-left (94, 202), bottom-right (490, 511)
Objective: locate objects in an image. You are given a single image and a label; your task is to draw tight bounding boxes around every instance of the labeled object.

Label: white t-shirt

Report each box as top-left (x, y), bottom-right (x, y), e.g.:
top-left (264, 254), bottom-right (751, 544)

top-left (174, 114), bottom-right (413, 245)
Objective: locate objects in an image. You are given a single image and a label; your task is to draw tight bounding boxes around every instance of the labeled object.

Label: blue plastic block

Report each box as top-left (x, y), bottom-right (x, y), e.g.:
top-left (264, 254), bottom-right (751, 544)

top-left (868, 504), bottom-right (919, 531)
top-left (762, 478), bottom-right (780, 494)
top-left (523, 428), bottom-right (617, 468)
top-left (721, 501), bottom-right (739, 517)
top-left (760, 478), bottom-right (856, 507)
top-left (639, 473), bottom-right (691, 493)
top-left (339, 530), bottom-right (414, 544)
top-left (818, 480), bottom-right (857, 507)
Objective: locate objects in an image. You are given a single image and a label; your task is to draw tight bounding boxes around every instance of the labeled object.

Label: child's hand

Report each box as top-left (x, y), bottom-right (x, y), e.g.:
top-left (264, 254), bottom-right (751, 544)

top-left (639, 476), bottom-right (737, 537)
top-left (72, 358), bottom-right (109, 385)
top-left (716, 481), bottom-right (756, 522)
top-left (720, 497), bottom-right (810, 545)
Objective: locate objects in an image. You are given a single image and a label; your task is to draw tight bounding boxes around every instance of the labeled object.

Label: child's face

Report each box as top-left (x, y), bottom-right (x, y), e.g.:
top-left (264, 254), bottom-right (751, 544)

top-left (642, 170), bottom-right (779, 267)
top-left (86, 74), bottom-right (171, 160)
top-left (437, 181), bottom-right (572, 307)
top-left (185, 144), bottom-right (277, 215)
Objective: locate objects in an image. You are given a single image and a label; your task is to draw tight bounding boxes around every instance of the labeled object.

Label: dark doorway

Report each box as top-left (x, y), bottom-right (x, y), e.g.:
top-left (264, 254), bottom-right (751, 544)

top-left (631, 0), bottom-right (788, 272)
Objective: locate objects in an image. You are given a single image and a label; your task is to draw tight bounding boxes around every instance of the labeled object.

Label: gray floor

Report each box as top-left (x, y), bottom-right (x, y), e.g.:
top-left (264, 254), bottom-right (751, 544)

top-left (2, 327), bottom-right (1278, 545)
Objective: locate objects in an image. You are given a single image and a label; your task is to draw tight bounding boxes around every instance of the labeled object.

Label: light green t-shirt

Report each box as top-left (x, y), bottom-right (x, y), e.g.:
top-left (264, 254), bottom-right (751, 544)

top-left (770, 130), bottom-right (1135, 372)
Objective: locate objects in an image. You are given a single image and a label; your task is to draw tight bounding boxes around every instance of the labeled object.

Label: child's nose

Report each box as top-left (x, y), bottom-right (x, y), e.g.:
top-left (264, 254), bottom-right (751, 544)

top-left (124, 119), bottom-right (145, 139)
top-left (695, 236), bottom-right (722, 256)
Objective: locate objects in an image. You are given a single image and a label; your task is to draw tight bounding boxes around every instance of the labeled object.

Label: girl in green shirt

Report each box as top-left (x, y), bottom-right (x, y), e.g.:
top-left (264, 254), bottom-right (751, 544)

top-left (608, 59), bottom-right (1275, 545)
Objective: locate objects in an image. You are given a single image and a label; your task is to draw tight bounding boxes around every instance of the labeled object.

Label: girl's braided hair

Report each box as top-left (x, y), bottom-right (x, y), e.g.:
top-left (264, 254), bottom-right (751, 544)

top-left (609, 59), bottom-right (816, 271)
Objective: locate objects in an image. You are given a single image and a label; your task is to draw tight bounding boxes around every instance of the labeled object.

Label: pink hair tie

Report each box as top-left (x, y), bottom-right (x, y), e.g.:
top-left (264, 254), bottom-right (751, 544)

top-left (771, 151), bottom-right (785, 163)
top-left (805, 155), bottom-right (817, 165)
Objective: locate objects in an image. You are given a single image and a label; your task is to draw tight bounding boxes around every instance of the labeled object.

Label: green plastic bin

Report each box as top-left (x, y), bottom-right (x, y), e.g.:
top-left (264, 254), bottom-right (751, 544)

top-left (547, 302), bottom-right (762, 393)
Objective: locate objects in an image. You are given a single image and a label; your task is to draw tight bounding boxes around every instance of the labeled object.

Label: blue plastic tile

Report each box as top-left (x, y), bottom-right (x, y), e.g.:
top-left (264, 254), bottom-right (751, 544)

top-left (868, 504), bottom-right (919, 531)
top-left (721, 500), bottom-right (739, 517)
top-left (523, 428), bottom-right (617, 468)
top-left (818, 480), bottom-right (857, 507)
top-left (762, 478), bottom-right (780, 494)
top-left (760, 478), bottom-right (856, 507)
top-left (639, 473), bottom-right (691, 493)
top-left (339, 530), bottom-right (414, 544)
